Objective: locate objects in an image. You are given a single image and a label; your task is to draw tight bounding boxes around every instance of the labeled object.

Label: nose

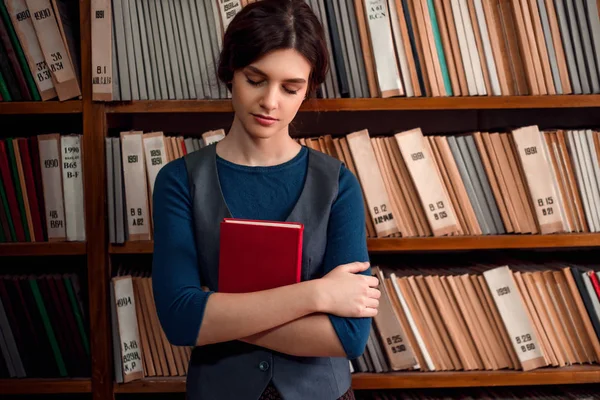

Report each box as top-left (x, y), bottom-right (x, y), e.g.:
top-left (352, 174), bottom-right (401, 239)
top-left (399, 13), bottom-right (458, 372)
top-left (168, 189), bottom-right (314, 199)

top-left (259, 84), bottom-right (278, 112)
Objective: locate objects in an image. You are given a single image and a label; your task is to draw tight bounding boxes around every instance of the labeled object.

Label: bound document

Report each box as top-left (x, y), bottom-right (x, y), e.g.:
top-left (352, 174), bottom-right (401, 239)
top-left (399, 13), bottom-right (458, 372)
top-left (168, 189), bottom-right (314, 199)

top-left (218, 218), bottom-right (304, 293)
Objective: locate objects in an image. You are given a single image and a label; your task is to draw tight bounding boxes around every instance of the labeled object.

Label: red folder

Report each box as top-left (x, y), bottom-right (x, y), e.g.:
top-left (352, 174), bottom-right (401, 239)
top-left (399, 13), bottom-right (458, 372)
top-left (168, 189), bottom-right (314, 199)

top-left (218, 218), bottom-right (303, 293)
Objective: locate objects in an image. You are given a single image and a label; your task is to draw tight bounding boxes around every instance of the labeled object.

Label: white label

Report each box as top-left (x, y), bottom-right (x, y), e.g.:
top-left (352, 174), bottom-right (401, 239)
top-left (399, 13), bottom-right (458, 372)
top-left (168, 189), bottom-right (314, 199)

top-left (395, 129), bottom-right (457, 233)
top-left (484, 266), bottom-right (545, 363)
top-left (38, 136), bottom-right (66, 239)
top-left (61, 135), bottom-right (85, 241)
top-left (511, 126), bottom-right (563, 231)
top-left (217, 0), bottom-right (242, 31)
top-left (347, 130), bottom-right (398, 236)
top-left (364, 0), bottom-right (403, 94)
top-left (113, 277), bottom-right (143, 377)
top-left (121, 132), bottom-right (150, 238)
top-left (6, 0), bottom-right (55, 92)
top-left (203, 130), bottom-right (225, 146)
top-left (142, 133), bottom-right (167, 198)
top-left (25, 0), bottom-right (76, 83)
top-left (91, 0), bottom-right (112, 96)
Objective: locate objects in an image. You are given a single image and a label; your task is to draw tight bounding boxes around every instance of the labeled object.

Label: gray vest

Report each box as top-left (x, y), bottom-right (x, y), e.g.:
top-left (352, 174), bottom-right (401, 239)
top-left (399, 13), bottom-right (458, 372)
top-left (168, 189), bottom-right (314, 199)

top-left (183, 144), bottom-right (352, 400)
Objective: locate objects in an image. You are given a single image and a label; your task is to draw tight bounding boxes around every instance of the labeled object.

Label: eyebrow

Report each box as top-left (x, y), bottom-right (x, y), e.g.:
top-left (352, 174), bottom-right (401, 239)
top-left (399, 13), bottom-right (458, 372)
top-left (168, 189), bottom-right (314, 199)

top-left (245, 66), bottom-right (307, 84)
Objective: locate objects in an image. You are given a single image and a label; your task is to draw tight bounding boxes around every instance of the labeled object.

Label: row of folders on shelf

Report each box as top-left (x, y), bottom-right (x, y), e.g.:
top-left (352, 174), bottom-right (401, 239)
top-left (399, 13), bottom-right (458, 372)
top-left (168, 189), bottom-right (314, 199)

top-left (111, 261), bottom-right (600, 383)
top-left (0, 0), bottom-right (81, 102)
top-left (0, 134), bottom-right (85, 243)
top-left (0, 273), bottom-right (89, 379)
top-left (107, 124), bottom-right (600, 244)
top-left (92, 0), bottom-right (600, 101)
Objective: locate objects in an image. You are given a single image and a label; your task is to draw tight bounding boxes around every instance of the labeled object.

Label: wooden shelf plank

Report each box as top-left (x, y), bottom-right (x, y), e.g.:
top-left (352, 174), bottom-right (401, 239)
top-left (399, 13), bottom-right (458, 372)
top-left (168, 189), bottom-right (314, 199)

top-left (352, 366), bottom-right (600, 389)
top-left (105, 95), bottom-right (600, 113)
top-left (113, 366), bottom-right (600, 393)
top-left (0, 101), bottom-right (83, 114)
top-left (0, 378), bottom-right (92, 394)
top-left (114, 377), bottom-right (186, 393)
top-left (107, 100), bottom-right (233, 113)
top-left (0, 242), bottom-right (86, 256)
top-left (367, 233), bottom-right (600, 252)
top-left (110, 241), bottom-right (154, 254)
top-left (109, 234), bottom-right (600, 255)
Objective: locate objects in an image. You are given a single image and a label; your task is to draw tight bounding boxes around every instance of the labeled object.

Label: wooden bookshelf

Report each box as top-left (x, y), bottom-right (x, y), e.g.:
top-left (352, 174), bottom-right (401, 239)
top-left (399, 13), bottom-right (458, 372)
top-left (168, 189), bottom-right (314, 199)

top-left (113, 366), bottom-right (600, 393)
top-left (0, 378), bottom-right (92, 394)
top-left (0, 100), bottom-right (83, 115)
top-left (104, 95), bottom-right (600, 113)
top-left (108, 233), bottom-right (600, 255)
top-left (2, 0), bottom-right (600, 399)
top-left (0, 242), bottom-right (87, 256)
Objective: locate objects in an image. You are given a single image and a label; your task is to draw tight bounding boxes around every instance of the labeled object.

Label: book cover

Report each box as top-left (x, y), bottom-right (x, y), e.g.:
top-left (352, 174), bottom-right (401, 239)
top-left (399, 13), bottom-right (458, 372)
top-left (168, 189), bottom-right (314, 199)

top-left (218, 218), bottom-right (303, 293)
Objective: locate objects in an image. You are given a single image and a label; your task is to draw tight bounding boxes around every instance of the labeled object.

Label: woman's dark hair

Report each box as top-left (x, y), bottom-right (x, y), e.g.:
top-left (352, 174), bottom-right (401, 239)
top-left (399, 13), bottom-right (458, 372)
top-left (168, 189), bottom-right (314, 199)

top-left (218, 0), bottom-right (329, 97)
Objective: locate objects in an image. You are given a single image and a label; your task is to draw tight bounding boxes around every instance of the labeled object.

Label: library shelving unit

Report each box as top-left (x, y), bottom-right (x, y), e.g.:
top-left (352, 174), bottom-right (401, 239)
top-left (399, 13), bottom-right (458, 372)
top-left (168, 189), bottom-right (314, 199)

top-left (1, 1), bottom-right (600, 400)
top-left (104, 91), bottom-right (600, 398)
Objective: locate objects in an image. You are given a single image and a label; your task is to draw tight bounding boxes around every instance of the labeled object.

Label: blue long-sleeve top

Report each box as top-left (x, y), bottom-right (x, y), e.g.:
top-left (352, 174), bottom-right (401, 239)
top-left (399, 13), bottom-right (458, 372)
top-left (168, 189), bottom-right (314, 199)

top-left (151, 145), bottom-right (371, 359)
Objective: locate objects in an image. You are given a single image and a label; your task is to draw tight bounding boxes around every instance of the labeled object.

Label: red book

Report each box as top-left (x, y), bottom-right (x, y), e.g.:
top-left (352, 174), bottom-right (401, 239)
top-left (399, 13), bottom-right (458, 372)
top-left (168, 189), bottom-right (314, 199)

top-left (589, 271), bottom-right (600, 302)
top-left (218, 218), bottom-right (303, 293)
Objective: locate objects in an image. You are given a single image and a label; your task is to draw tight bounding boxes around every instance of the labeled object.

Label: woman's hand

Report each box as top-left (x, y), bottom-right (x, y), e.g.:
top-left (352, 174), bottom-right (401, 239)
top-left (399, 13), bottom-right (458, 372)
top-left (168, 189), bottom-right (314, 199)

top-left (316, 262), bottom-right (381, 318)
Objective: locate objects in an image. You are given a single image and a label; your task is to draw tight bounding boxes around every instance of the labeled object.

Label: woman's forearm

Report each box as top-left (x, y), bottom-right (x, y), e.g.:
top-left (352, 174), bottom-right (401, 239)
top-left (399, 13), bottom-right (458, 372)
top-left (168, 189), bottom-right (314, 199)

top-left (240, 313), bottom-right (347, 358)
top-left (196, 280), bottom-right (325, 346)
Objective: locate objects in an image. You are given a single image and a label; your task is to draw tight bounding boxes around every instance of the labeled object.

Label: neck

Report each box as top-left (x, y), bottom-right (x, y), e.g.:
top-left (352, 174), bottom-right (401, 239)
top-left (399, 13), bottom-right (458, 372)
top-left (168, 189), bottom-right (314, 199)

top-left (216, 115), bottom-right (301, 167)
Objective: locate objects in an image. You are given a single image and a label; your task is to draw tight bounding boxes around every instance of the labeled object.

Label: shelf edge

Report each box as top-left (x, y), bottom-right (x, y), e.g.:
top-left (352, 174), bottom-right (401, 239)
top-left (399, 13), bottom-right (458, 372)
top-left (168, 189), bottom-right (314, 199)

top-left (108, 234), bottom-right (600, 255)
top-left (0, 242), bottom-right (87, 257)
top-left (104, 96), bottom-right (600, 113)
top-left (0, 378), bottom-right (92, 394)
top-left (113, 366), bottom-right (600, 393)
top-left (0, 101), bottom-right (83, 115)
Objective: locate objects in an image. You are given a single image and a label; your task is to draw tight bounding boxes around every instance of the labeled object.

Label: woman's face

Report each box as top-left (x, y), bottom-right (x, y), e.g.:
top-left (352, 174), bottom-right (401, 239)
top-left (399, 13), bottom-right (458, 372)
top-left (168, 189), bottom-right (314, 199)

top-left (230, 48), bottom-right (311, 140)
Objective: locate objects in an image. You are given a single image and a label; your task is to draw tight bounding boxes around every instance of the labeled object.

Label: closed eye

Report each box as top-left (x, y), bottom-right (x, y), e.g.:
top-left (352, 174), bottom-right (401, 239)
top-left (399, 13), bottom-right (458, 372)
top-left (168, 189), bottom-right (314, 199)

top-left (246, 77), bottom-right (265, 87)
top-left (247, 75), bottom-right (300, 95)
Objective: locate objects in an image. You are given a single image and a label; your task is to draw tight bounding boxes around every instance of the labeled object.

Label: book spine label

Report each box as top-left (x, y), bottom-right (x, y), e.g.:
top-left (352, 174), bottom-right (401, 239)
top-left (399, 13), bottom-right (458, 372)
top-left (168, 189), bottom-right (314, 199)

top-left (25, 0), bottom-right (75, 83)
top-left (142, 132), bottom-right (167, 199)
top-left (60, 135), bottom-right (85, 241)
top-left (113, 276), bottom-right (144, 382)
top-left (511, 126), bottom-right (565, 233)
top-left (364, 0), bottom-right (404, 96)
top-left (202, 129), bottom-right (226, 146)
top-left (483, 266), bottom-right (546, 370)
top-left (347, 129), bottom-right (399, 237)
top-left (216, 0), bottom-right (241, 32)
top-left (38, 134), bottom-right (66, 240)
top-left (373, 268), bottom-right (418, 369)
top-left (120, 131), bottom-right (151, 240)
top-left (5, 0), bottom-right (55, 95)
top-left (91, 0), bottom-right (113, 100)
top-left (395, 129), bottom-right (458, 235)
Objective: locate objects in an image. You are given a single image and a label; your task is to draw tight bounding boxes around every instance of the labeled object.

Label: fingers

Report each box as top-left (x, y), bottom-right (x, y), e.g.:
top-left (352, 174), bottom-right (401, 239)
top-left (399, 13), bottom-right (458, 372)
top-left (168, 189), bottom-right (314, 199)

top-left (367, 287), bottom-right (381, 299)
top-left (365, 275), bottom-right (379, 288)
top-left (365, 297), bottom-right (379, 309)
top-left (343, 261), bottom-right (370, 273)
top-left (361, 306), bottom-right (379, 318)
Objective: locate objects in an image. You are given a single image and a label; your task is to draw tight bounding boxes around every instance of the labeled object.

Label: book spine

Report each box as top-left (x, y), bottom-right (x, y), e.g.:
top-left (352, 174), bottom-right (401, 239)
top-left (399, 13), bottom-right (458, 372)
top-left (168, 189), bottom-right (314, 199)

top-left (91, 0), bottom-right (113, 100)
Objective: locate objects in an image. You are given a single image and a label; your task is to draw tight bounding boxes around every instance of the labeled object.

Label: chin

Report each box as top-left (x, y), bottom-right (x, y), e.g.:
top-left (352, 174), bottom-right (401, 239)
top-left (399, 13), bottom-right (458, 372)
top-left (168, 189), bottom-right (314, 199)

top-left (247, 128), bottom-right (277, 140)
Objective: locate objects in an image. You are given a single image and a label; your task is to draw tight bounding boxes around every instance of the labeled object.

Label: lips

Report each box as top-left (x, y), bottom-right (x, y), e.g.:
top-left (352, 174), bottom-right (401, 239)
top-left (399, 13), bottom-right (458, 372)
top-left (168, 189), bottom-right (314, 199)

top-left (252, 113), bottom-right (278, 121)
top-left (252, 113), bottom-right (279, 127)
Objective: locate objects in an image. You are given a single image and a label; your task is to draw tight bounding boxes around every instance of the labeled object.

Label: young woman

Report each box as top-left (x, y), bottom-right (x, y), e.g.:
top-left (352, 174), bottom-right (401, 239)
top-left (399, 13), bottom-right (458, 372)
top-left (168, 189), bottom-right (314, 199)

top-left (152, 1), bottom-right (380, 399)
